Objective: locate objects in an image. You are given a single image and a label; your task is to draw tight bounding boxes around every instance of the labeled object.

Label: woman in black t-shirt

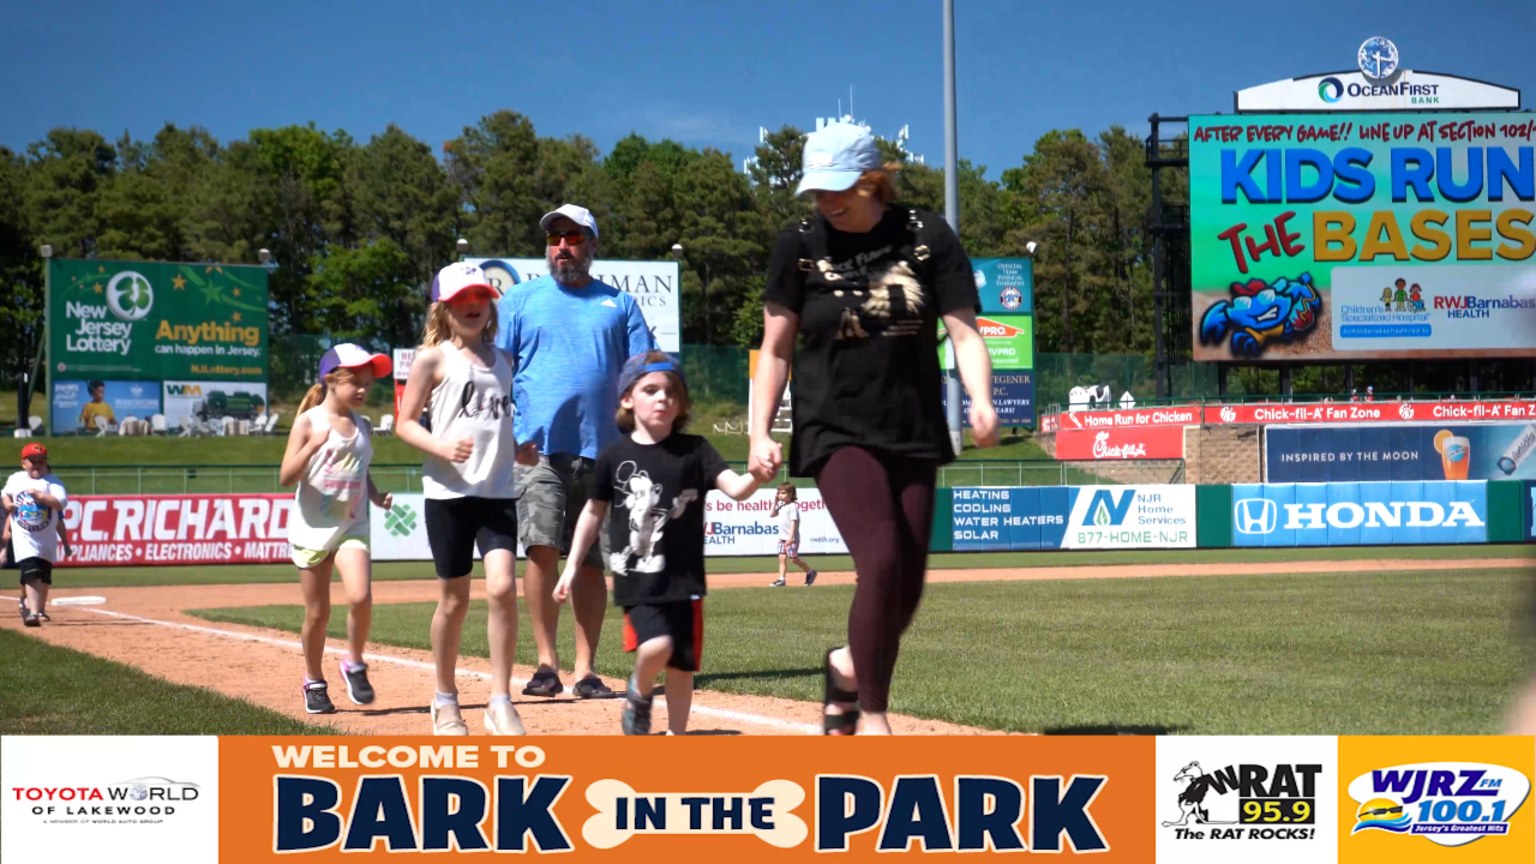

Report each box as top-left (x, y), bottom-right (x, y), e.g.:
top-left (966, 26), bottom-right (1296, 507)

top-left (748, 121), bottom-right (998, 735)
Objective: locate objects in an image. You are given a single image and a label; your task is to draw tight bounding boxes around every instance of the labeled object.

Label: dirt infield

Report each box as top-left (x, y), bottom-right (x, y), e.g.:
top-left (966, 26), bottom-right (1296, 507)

top-left (4, 557), bottom-right (1522, 736)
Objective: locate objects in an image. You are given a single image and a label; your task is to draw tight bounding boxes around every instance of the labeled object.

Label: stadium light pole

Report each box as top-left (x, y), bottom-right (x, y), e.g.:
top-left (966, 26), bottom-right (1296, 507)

top-left (30, 244), bottom-right (53, 430)
top-left (456, 238), bottom-right (469, 262)
top-left (941, 0), bottom-right (964, 454)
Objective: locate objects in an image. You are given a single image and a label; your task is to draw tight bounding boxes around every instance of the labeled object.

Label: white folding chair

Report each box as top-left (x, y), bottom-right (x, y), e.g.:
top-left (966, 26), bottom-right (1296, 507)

top-left (264, 412), bottom-right (281, 435)
top-left (12, 428), bottom-right (30, 438)
top-left (151, 414), bottom-right (168, 435)
top-left (27, 415), bottom-right (43, 434)
top-left (94, 415), bottom-right (111, 437)
top-left (120, 416), bottom-right (139, 436)
top-left (377, 414), bottom-right (394, 435)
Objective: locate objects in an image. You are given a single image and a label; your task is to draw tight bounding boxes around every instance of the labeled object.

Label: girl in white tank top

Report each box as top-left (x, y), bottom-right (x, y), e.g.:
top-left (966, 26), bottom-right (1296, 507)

top-left (396, 262), bottom-right (539, 737)
top-left (421, 346), bottom-right (517, 498)
top-left (279, 343), bottom-right (394, 716)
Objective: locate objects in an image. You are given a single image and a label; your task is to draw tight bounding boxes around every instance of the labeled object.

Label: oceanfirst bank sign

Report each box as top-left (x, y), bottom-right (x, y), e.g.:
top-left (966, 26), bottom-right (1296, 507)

top-left (1231, 481), bottom-right (1488, 547)
top-left (1234, 36), bottom-right (1520, 112)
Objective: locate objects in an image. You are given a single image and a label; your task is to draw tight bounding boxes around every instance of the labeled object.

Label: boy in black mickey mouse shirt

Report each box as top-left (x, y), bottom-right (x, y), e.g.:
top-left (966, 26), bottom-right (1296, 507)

top-left (555, 351), bottom-right (761, 735)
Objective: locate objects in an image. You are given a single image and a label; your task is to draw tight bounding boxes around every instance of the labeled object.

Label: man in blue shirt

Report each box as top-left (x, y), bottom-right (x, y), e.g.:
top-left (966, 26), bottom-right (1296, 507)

top-left (498, 203), bottom-right (655, 699)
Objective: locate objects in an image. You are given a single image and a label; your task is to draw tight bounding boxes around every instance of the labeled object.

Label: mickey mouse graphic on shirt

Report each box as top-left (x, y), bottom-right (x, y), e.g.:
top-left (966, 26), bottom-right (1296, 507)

top-left (609, 461), bottom-right (699, 574)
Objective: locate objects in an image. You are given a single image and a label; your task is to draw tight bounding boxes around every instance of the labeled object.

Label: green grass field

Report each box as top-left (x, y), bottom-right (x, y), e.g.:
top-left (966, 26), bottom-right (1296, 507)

top-left (43, 544), bottom-right (1535, 588)
top-left (188, 566), bottom-right (1536, 736)
top-left (7, 425), bottom-right (1081, 495)
top-left (0, 629), bottom-right (329, 735)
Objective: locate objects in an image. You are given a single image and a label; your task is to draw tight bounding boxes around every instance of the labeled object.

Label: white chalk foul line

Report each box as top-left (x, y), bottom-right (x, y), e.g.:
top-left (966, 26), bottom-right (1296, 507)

top-left (81, 606), bottom-right (820, 734)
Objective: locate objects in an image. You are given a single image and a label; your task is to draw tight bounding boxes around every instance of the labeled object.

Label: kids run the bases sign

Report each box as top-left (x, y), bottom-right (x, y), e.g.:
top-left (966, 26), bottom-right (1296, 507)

top-left (1188, 113), bottom-right (1536, 362)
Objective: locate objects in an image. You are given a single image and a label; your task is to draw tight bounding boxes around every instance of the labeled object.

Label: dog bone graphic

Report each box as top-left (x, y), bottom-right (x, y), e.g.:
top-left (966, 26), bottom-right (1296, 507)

top-left (581, 778), bottom-right (807, 849)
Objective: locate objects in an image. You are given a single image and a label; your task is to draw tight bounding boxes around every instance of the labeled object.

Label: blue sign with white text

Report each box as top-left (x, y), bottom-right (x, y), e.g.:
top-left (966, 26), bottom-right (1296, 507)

top-left (1230, 481), bottom-right (1488, 547)
top-left (950, 486), bottom-right (1068, 551)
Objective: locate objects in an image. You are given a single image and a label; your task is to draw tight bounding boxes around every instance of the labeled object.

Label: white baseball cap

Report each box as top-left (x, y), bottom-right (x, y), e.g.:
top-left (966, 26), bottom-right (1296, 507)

top-left (431, 262), bottom-right (500, 303)
top-left (796, 121), bottom-right (880, 195)
top-left (539, 203), bottom-right (599, 239)
top-left (318, 343), bottom-right (391, 382)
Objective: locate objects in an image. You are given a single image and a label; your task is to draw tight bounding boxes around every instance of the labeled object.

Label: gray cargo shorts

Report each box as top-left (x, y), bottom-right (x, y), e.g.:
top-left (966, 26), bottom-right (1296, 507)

top-left (515, 453), bottom-right (609, 570)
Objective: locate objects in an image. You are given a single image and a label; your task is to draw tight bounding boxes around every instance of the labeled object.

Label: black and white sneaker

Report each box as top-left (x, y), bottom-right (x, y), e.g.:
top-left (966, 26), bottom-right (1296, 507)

top-left (339, 659), bottom-right (375, 705)
top-left (303, 681), bottom-right (337, 714)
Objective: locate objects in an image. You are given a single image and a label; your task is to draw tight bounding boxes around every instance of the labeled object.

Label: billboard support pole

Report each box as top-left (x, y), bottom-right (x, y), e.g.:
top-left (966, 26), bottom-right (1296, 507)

top-left (30, 247), bottom-right (53, 428)
top-left (941, 0), bottom-right (964, 454)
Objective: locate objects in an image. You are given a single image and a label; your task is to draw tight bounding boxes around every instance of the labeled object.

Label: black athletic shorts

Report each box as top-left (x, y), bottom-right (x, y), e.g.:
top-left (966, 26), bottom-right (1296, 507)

top-left (424, 496), bottom-right (518, 578)
top-left (18, 558), bottom-right (53, 586)
top-left (622, 599), bottom-right (704, 672)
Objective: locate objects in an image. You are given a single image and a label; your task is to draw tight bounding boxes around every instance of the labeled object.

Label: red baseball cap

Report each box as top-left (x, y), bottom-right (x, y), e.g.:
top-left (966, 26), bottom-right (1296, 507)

top-left (20, 442), bottom-right (47, 461)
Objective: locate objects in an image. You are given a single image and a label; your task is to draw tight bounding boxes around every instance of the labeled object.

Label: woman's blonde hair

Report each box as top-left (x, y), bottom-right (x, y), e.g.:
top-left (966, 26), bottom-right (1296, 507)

top-left (852, 162), bottom-right (903, 205)
top-left (615, 350), bottom-right (691, 434)
top-left (296, 366), bottom-right (366, 415)
top-left (420, 299), bottom-right (500, 348)
top-left (776, 482), bottom-right (797, 502)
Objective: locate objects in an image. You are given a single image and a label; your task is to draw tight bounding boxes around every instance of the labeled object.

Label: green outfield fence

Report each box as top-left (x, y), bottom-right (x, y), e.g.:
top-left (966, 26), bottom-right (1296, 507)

top-left (50, 459), bottom-right (1185, 496)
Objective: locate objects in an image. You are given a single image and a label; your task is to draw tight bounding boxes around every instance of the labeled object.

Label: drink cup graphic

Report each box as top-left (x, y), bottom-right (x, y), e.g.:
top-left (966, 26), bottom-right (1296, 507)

top-left (1441, 435), bottom-right (1471, 480)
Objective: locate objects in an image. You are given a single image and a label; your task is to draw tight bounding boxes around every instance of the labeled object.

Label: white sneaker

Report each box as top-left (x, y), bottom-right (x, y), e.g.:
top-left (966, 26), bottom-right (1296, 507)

top-left (431, 701), bottom-right (468, 735)
top-left (484, 701), bottom-right (526, 735)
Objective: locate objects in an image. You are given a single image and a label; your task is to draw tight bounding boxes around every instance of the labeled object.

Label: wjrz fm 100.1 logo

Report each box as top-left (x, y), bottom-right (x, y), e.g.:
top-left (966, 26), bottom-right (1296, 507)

top-left (1348, 762), bottom-right (1531, 848)
top-left (10, 776), bottom-right (201, 825)
top-left (1160, 759), bottom-right (1321, 842)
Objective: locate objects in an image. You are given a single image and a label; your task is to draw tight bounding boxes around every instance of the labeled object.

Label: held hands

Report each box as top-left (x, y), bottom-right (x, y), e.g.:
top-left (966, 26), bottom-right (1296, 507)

top-left (969, 400), bottom-right (1000, 449)
top-left (441, 437), bottom-right (474, 463)
top-left (515, 440), bottom-right (540, 467)
top-left (748, 435), bottom-right (782, 482)
top-left (552, 566), bottom-right (578, 604)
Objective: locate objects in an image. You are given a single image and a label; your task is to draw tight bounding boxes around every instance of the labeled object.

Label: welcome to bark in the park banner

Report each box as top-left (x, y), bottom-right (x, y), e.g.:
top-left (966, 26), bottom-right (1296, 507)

top-left (4, 735), bottom-right (1534, 863)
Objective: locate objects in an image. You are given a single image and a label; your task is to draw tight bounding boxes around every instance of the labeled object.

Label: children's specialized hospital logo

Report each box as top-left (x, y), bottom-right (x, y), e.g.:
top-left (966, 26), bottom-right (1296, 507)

top-left (384, 502), bottom-right (417, 538)
top-left (105, 270), bottom-right (154, 322)
top-left (1347, 762), bottom-right (1530, 847)
top-left (1199, 272), bottom-right (1321, 357)
top-left (1159, 759), bottom-right (1320, 842)
top-left (999, 285), bottom-right (1023, 310)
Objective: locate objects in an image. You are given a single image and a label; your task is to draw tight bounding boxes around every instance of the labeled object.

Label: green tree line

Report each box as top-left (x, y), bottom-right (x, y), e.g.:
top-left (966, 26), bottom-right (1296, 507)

top-left (0, 111), bottom-right (1171, 385)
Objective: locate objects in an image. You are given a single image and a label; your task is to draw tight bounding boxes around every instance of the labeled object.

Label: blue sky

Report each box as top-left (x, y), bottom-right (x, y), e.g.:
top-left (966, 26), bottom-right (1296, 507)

top-left (2, 0), bottom-right (1532, 179)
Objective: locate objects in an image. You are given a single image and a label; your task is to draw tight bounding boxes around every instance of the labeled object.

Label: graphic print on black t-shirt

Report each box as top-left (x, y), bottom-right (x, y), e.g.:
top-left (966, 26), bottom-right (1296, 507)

top-left (812, 258), bottom-right (928, 341)
top-left (610, 461), bottom-right (698, 574)
top-left (762, 206), bottom-right (980, 476)
top-left (593, 434), bottom-right (728, 605)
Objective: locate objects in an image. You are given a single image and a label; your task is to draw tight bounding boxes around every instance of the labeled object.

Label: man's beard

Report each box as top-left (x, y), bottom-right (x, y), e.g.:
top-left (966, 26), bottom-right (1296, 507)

top-left (550, 252), bottom-right (592, 283)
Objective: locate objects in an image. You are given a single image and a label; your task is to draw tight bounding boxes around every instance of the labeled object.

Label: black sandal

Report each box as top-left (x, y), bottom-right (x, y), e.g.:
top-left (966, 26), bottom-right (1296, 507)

top-left (822, 648), bottom-right (860, 735)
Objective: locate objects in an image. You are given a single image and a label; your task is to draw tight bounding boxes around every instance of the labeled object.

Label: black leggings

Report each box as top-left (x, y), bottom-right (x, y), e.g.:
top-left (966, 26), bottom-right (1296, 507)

top-left (815, 446), bottom-right (936, 713)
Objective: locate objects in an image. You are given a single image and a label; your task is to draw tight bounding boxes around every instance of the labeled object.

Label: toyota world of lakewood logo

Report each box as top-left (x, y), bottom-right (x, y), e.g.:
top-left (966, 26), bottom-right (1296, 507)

top-left (384, 503), bottom-right (417, 537)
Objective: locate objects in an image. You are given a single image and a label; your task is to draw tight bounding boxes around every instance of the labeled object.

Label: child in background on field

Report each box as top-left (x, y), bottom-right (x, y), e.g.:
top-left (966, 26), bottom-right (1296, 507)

top-left (1, 443), bottom-right (72, 627)
top-left (280, 344), bottom-right (394, 715)
top-left (555, 352), bottom-right (761, 735)
top-left (396, 262), bottom-right (539, 736)
top-left (768, 482), bottom-right (817, 587)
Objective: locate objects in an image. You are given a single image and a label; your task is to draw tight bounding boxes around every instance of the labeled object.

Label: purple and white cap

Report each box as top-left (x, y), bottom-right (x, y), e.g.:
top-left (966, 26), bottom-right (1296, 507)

top-left (318, 343), bottom-right (391, 383)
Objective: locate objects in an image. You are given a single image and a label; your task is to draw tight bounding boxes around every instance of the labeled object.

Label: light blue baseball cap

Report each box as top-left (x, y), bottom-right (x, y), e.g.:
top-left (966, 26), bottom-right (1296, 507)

top-left (795, 121), bottom-right (880, 195)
